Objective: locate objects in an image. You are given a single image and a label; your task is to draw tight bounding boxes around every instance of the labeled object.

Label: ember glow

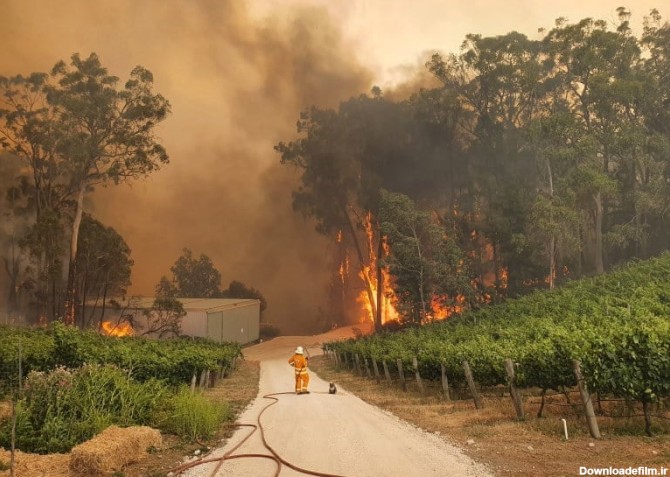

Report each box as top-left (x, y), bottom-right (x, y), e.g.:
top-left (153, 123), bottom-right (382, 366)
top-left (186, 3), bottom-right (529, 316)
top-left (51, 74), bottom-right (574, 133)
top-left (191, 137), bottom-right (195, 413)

top-left (429, 294), bottom-right (466, 321)
top-left (101, 320), bottom-right (134, 337)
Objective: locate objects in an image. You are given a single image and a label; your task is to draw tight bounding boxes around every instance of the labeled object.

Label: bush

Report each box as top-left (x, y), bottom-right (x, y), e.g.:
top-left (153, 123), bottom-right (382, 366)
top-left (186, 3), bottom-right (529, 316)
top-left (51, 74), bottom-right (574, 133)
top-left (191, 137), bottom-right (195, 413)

top-left (0, 364), bottom-right (170, 454)
top-left (158, 386), bottom-right (231, 441)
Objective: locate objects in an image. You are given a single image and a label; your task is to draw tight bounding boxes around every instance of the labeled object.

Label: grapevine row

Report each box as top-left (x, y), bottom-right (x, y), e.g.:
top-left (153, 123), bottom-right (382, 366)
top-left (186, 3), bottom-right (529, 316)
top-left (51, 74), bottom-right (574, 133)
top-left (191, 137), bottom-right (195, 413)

top-left (326, 254), bottom-right (670, 407)
top-left (0, 323), bottom-right (242, 393)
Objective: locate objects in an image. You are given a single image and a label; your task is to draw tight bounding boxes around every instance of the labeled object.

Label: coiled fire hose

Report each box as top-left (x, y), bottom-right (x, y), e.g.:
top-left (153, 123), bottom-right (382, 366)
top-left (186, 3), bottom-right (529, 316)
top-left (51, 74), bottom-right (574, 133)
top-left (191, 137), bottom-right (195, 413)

top-left (168, 391), bottom-right (350, 477)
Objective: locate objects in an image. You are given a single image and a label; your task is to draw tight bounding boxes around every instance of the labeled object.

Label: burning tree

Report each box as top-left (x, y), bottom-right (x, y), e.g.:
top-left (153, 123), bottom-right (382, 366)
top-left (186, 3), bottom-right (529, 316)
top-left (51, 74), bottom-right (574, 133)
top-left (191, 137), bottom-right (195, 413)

top-left (379, 190), bottom-right (472, 323)
top-left (277, 91), bottom-right (466, 329)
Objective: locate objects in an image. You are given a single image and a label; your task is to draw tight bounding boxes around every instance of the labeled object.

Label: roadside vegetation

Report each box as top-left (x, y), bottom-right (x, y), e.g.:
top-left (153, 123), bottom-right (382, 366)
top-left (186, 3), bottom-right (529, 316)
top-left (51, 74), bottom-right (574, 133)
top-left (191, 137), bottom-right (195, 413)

top-left (0, 324), bottom-right (242, 457)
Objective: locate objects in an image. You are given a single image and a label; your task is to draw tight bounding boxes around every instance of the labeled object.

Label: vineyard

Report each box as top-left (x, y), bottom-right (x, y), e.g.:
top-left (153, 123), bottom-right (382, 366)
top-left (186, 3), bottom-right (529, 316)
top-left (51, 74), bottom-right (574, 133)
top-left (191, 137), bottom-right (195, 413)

top-left (324, 254), bottom-right (670, 435)
top-left (0, 324), bottom-right (242, 454)
top-left (0, 323), bottom-right (242, 391)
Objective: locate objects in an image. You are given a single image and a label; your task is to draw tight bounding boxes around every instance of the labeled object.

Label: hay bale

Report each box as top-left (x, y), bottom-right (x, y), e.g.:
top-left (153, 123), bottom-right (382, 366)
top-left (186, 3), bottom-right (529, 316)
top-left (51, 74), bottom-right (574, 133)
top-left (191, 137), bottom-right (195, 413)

top-left (69, 425), bottom-right (162, 475)
top-left (0, 448), bottom-right (70, 477)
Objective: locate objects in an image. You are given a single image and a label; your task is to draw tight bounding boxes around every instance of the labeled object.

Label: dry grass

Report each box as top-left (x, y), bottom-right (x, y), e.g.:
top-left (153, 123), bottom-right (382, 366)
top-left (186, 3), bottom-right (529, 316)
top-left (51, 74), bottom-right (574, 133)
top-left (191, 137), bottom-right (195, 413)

top-left (310, 356), bottom-right (670, 477)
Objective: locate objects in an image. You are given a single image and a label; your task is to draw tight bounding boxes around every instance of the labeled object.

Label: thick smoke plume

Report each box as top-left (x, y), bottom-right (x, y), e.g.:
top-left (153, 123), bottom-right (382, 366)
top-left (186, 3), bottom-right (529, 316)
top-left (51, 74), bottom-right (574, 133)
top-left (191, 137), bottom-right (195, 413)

top-left (1, 1), bottom-right (372, 332)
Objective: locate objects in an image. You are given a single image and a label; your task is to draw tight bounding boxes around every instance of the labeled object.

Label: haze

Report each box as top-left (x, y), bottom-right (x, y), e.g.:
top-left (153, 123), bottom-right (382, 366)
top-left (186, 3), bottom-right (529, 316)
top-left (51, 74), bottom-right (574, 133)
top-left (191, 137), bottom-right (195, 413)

top-left (0, 0), bottom-right (660, 332)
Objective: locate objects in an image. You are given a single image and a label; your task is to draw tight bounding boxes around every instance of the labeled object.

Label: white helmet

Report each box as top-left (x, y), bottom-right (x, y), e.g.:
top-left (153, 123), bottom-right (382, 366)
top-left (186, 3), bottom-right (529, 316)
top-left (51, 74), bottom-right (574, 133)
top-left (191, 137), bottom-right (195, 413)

top-left (295, 346), bottom-right (304, 355)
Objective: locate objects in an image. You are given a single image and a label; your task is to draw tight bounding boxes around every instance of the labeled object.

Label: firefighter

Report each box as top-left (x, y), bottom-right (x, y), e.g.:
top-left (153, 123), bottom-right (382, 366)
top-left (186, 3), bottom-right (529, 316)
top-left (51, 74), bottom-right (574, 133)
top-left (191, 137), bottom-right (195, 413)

top-left (288, 346), bottom-right (310, 394)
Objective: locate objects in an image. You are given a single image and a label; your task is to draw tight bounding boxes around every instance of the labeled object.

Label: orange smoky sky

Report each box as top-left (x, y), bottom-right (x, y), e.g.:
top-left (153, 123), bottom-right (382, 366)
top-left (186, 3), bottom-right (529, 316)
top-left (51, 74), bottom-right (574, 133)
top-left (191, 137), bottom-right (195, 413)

top-left (0, 0), bottom-right (663, 332)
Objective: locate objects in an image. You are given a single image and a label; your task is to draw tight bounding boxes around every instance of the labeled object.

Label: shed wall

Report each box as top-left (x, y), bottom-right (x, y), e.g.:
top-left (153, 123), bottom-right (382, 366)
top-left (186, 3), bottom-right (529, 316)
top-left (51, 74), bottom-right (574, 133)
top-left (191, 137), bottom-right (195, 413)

top-left (206, 301), bottom-right (260, 344)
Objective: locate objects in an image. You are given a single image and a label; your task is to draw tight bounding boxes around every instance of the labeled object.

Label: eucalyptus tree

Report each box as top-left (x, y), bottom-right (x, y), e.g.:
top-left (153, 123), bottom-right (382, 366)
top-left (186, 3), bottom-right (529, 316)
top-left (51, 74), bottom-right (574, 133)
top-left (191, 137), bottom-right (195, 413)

top-left (75, 215), bottom-right (133, 328)
top-left (525, 112), bottom-right (582, 286)
top-left (0, 75), bottom-right (71, 320)
top-left (542, 15), bottom-right (643, 273)
top-left (636, 10), bottom-right (670, 258)
top-left (429, 31), bottom-right (547, 295)
top-left (47, 53), bottom-right (170, 325)
top-left (379, 190), bottom-right (470, 323)
top-left (277, 92), bottom-right (422, 329)
top-left (170, 248), bottom-right (222, 298)
top-left (1, 53), bottom-right (170, 325)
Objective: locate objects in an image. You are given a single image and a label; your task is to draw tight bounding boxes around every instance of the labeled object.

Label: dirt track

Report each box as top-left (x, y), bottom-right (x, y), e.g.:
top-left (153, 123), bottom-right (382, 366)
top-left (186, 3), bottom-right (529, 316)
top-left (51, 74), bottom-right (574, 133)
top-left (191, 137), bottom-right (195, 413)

top-left (181, 327), bottom-right (494, 477)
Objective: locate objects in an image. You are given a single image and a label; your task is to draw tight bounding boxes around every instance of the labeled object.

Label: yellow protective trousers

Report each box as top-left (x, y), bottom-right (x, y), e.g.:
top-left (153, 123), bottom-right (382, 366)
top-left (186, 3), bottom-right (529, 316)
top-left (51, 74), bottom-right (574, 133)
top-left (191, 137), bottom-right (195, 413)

top-left (289, 353), bottom-right (309, 393)
top-left (294, 368), bottom-right (309, 393)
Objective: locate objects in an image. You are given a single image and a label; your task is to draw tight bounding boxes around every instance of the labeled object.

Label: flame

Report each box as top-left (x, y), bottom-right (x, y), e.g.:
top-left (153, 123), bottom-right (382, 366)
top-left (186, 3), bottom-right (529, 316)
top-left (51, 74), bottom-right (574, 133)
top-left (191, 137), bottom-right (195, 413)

top-left (338, 254), bottom-right (349, 285)
top-left (357, 263), bottom-right (400, 325)
top-left (428, 294), bottom-right (466, 321)
top-left (101, 320), bottom-right (134, 337)
top-left (356, 213), bottom-right (399, 325)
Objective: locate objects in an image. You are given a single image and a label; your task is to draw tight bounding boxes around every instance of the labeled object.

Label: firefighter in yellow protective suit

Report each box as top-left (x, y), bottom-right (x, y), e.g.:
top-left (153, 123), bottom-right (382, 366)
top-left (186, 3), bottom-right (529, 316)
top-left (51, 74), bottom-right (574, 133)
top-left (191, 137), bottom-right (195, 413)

top-left (288, 346), bottom-right (310, 394)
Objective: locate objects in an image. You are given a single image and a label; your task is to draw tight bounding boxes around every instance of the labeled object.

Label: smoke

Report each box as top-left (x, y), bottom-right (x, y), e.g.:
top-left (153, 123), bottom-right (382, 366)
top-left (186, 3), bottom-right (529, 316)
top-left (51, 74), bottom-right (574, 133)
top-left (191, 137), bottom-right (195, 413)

top-left (1, 0), bottom-right (373, 333)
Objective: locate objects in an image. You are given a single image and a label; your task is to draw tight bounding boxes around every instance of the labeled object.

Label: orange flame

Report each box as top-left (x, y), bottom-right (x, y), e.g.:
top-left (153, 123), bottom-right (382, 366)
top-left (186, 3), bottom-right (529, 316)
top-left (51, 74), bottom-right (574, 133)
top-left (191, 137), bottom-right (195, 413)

top-left (357, 264), bottom-right (400, 325)
top-left (101, 320), bottom-right (134, 337)
top-left (356, 213), bottom-right (400, 325)
top-left (428, 294), bottom-right (466, 321)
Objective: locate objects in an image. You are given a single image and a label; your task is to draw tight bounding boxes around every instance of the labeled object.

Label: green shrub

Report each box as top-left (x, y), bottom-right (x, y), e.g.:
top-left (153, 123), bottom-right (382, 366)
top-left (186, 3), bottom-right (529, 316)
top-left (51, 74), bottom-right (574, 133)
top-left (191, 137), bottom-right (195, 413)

top-left (0, 364), bottom-right (170, 454)
top-left (158, 386), bottom-right (230, 442)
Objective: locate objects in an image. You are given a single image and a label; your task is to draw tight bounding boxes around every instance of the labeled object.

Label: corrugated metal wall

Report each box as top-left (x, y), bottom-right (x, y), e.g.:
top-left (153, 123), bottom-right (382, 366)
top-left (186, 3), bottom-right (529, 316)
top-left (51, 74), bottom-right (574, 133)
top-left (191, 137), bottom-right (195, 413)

top-left (206, 302), bottom-right (260, 344)
top-left (182, 311), bottom-right (207, 337)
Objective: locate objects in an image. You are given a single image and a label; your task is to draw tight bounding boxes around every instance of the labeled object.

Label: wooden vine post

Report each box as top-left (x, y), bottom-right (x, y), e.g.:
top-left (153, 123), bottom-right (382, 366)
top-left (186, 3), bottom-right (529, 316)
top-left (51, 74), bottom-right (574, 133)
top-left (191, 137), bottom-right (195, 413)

top-left (354, 354), bottom-right (363, 376)
top-left (412, 356), bottom-right (424, 394)
top-left (572, 360), bottom-right (601, 439)
top-left (440, 362), bottom-right (451, 401)
top-left (363, 356), bottom-right (373, 378)
top-left (396, 359), bottom-right (407, 391)
top-left (504, 358), bottom-right (525, 419)
top-left (382, 360), bottom-right (392, 385)
top-left (372, 359), bottom-right (381, 383)
top-left (462, 360), bottom-right (482, 409)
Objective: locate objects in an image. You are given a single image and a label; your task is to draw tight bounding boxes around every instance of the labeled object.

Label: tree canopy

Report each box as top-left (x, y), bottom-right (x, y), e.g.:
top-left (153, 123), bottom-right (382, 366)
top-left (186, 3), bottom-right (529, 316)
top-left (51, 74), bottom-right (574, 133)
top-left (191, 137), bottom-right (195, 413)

top-left (0, 52), bottom-right (170, 326)
top-left (278, 9), bottom-right (670, 327)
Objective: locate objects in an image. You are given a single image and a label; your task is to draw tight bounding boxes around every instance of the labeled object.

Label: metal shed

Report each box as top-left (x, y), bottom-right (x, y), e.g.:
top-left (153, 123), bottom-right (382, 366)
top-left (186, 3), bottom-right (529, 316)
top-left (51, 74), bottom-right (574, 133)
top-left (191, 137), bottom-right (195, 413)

top-left (92, 296), bottom-right (261, 345)
top-left (177, 297), bottom-right (260, 344)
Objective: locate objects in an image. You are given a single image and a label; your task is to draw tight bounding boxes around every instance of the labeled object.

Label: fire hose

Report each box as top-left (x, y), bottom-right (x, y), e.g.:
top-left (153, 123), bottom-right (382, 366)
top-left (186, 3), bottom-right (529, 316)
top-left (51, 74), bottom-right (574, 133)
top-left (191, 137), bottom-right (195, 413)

top-left (169, 348), bottom-right (349, 477)
top-left (168, 391), bottom-right (349, 477)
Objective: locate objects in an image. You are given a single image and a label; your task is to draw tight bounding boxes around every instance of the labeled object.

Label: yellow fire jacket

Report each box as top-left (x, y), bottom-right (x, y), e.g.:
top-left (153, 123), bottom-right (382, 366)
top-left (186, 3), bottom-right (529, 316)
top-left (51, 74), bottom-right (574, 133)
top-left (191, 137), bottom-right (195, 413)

top-left (289, 354), bottom-right (308, 372)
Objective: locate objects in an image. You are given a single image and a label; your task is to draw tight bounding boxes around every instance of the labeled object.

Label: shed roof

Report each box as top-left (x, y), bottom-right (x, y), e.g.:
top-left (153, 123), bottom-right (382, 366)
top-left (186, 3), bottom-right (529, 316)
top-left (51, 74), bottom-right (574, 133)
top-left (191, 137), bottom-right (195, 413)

top-left (110, 297), bottom-right (260, 312)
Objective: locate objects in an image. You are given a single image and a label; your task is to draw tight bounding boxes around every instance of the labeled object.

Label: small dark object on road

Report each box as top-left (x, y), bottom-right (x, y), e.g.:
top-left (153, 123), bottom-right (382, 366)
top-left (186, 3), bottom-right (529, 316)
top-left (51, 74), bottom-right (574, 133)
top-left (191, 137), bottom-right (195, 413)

top-left (329, 382), bottom-right (337, 394)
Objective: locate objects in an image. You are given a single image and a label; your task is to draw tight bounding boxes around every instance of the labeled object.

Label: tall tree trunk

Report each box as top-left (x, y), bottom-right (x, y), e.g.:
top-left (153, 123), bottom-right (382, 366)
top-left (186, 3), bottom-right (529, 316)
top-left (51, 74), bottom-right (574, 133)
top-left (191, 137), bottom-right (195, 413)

top-left (375, 236), bottom-right (384, 331)
top-left (547, 157), bottom-right (556, 290)
top-left (63, 185), bottom-right (86, 325)
top-left (593, 192), bottom-right (604, 274)
top-left (79, 268), bottom-right (88, 328)
top-left (412, 225), bottom-right (428, 321)
top-left (3, 233), bottom-right (20, 320)
top-left (343, 206), bottom-right (377, 322)
top-left (548, 235), bottom-right (556, 290)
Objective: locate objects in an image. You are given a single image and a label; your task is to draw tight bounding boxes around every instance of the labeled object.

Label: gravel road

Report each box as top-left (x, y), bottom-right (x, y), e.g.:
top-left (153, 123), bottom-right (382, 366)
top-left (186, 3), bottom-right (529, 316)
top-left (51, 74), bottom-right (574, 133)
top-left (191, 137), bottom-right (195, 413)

top-left (181, 328), bottom-right (494, 477)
